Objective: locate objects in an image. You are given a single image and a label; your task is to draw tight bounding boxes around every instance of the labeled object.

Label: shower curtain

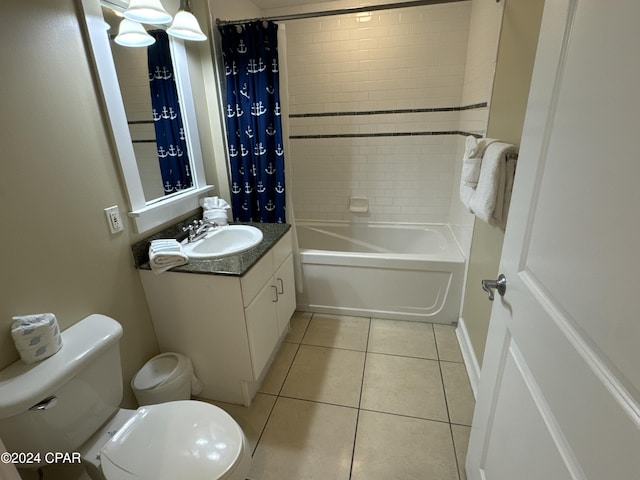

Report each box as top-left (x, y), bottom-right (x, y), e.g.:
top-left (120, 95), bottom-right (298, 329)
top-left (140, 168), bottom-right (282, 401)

top-left (147, 30), bottom-right (192, 195)
top-left (218, 21), bottom-right (286, 223)
top-left (276, 24), bottom-right (304, 293)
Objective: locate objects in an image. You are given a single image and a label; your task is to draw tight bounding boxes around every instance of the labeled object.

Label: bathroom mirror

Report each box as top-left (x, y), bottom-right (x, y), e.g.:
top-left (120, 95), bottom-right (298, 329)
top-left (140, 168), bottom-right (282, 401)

top-left (79, 0), bottom-right (213, 233)
top-left (103, 7), bottom-right (184, 203)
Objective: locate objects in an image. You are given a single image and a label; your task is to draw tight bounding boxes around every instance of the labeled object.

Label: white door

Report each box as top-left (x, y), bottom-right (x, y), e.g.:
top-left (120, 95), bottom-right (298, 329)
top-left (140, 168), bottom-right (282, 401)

top-left (466, 1), bottom-right (640, 479)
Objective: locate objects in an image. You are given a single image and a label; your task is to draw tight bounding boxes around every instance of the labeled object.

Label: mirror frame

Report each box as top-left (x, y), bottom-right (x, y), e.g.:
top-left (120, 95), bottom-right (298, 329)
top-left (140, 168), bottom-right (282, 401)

top-left (79, 0), bottom-right (214, 233)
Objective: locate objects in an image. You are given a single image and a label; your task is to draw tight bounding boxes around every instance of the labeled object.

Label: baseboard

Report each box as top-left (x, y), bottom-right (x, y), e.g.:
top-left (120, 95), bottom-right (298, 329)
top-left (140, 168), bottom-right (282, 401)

top-left (456, 316), bottom-right (480, 399)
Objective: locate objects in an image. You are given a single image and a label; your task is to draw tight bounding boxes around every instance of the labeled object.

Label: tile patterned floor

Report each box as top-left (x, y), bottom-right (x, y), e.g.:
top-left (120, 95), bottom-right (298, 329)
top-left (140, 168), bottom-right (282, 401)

top-left (212, 312), bottom-right (475, 480)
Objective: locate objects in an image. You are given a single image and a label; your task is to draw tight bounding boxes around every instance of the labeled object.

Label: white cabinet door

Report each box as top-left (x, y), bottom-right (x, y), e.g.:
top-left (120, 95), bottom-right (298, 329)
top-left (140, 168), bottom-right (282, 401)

top-left (466, 1), bottom-right (640, 478)
top-left (244, 280), bottom-right (279, 380)
top-left (274, 254), bottom-right (296, 336)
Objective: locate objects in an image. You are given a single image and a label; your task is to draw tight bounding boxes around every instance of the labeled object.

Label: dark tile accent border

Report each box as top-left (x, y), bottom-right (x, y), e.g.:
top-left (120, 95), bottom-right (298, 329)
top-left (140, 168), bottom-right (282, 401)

top-left (457, 102), bottom-right (489, 111)
top-left (289, 102), bottom-right (487, 119)
top-left (290, 131), bottom-right (482, 139)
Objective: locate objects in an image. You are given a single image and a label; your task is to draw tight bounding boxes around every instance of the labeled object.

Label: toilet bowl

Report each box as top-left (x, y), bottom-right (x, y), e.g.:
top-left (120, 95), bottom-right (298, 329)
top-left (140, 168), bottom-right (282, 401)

top-left (0, 314), bottom-right (251, 480)
top-left (82, 401), bottom-right (250, 480)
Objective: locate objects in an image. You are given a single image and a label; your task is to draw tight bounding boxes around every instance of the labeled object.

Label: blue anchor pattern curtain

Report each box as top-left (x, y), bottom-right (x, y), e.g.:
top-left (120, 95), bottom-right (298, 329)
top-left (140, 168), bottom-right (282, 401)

top-left (147, 30), bottom-right (192, 195)
top-left (218, 21), bottom-right (286, 223)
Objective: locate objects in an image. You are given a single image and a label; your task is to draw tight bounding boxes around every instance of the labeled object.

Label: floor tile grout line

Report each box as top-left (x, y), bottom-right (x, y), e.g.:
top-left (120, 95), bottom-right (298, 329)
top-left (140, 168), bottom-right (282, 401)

top-left (349, 316), bottom-right (372, 480)
top-left (251, 313), bottom-right (314, 457)
top-left (358, 406), bottom-right (454, 426)
top-left (434, 323), bottom-right (464, 480)
top-left (435, 340), bottom-right (453, 424)
top-left (299, 342), bottom-right (369, 354)
top-left (268, 394), bottom-right (458, 427)
top-left (440, 358), bottom-right (466, 364)
top-left (249, 393), bottom-right (278, 458)
top-left (449, 422), bottom-right (463, 480)
top-left (275, 316), bottom-right (312, 396)
top-left (290, 344), bottom-right (458, 363)
top-left (434, 324), bottom-right (466, 364)
top-left (276, 394), bottom-right (361, 410)
top-left (450, 421), bottom-right (473, 428)
top-left (249, 314), bottom-right (472, 478)
top-left (433, 322), bottom-right (442, 361)
top-left (365, 350), bottom-right (441, 362)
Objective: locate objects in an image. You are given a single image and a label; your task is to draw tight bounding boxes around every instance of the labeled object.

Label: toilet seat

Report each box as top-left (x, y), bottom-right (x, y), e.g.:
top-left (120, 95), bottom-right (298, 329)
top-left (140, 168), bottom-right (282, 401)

top-left (99, 400), bottom-right (246, 480)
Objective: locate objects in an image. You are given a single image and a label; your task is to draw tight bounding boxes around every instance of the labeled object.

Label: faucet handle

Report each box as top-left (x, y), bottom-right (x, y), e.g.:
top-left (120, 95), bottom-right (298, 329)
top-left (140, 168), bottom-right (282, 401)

top-left (182, 223), bottom-right (196, 241)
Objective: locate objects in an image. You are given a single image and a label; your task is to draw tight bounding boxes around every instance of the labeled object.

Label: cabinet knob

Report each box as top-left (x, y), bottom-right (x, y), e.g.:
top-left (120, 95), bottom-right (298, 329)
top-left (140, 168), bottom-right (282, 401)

top-left (271, 285), bottom-right (279, 302)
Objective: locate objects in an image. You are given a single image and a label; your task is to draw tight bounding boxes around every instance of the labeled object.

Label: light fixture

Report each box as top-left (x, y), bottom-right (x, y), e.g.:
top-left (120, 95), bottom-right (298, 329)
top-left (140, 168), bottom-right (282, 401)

top-left (123, 0), bottom-right (172, 25)
top-left (115, 19), bottom-right (156, 47)
top-left (167, 0), bottom-right (207, 41)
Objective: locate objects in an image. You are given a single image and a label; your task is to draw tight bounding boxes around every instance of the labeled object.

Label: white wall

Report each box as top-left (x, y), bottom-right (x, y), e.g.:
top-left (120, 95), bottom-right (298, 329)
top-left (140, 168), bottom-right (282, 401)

top-left (282, 2), bottom-right (472, 223)
top-left (1, 0), bottom-right (160, 412)
top-left (208, 0), bottom-right (262, 21)
top-left (460, 0), bottom-right (545, 368)
top-left (447, 0), bottom-right (505, 254)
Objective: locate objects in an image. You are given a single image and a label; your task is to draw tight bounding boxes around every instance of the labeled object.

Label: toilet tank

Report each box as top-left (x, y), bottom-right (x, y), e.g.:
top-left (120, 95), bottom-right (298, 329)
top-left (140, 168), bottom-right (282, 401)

top-left (0, 314), bottom-right (124, 465)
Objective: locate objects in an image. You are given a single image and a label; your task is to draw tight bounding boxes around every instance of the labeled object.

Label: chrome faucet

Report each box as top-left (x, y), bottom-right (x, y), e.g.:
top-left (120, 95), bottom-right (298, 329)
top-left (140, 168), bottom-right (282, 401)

top-left (182, 220), bottom-right (218, 243)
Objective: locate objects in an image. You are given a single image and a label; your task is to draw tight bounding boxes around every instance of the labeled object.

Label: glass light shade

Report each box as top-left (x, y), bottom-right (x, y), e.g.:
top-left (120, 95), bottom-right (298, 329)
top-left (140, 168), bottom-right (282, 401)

top-left (124, 0), bottom-right (172, 25)
top-left (167, 11), bottom-right (207, 41)
top-left (115, 19), bottom-right (156, 47)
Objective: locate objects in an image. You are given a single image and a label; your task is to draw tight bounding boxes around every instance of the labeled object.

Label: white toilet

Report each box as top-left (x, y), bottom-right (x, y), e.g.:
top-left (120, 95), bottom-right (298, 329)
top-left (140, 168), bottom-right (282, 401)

top-left (0, 314), bottom-right (251, 479)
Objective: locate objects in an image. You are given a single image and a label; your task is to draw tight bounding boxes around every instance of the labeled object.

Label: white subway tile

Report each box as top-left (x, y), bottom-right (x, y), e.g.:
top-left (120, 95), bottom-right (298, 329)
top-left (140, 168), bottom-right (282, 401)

top-left (283, 2), bottom-right (485, 224)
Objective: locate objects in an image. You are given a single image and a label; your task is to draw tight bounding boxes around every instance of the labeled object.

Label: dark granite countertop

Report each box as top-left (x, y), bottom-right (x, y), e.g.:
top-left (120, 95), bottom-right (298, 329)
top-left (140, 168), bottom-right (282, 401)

top-left (131, 214), bottom-right (290, 277)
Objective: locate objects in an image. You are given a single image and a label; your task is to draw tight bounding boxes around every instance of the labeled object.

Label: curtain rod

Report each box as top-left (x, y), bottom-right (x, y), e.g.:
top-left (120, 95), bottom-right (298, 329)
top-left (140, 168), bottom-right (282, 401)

top-left (215, 0), bottom-right (468, 26)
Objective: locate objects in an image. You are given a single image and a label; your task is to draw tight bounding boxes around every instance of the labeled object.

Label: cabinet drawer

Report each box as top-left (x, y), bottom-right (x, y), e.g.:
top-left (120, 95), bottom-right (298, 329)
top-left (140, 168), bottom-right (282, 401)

top-left (240, 230), bottom-right (292, 307)
top-left (240, 250), bottom-right (273, 307)
top-left (272, 231), bottom-right (292, 268)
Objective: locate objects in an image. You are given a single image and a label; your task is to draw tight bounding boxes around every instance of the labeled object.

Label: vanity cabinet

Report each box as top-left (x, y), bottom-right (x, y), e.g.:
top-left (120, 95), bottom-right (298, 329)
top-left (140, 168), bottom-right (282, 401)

top-left (242, 240), bottom-right (295, 380)
top-left (139, 231), bottom-right (295, 406)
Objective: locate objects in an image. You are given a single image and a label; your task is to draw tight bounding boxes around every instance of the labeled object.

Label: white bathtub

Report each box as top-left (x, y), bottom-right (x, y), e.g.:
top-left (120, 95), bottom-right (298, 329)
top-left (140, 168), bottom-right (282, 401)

top-left (295, 222), bottom-right (465, 324)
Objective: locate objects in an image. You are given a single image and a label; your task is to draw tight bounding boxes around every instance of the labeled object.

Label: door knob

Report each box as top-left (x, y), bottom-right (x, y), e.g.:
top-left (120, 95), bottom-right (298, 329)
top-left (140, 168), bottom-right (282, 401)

top-left (481, 274), bottom-right (507, 301)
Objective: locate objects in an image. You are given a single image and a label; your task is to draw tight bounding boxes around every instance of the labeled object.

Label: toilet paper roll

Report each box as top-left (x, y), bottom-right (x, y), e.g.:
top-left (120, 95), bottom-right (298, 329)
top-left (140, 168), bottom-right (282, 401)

top-left (11, 313), bottom-right (63, 364)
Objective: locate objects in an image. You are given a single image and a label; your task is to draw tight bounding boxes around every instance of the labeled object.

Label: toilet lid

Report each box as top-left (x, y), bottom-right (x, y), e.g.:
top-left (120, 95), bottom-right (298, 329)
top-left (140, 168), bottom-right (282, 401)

top-left (100, 400), bottom-right (244, 480)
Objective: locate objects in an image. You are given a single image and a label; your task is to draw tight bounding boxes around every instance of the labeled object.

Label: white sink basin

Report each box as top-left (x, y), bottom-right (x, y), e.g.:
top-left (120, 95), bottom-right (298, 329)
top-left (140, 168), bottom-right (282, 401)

top-left (182, 225), bottom-right (264, 259)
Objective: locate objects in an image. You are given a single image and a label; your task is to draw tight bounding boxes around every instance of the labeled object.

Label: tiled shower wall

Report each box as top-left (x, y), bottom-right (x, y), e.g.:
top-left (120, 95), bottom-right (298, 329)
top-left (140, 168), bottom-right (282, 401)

top-left (283, 1), bottom-right (474, 223)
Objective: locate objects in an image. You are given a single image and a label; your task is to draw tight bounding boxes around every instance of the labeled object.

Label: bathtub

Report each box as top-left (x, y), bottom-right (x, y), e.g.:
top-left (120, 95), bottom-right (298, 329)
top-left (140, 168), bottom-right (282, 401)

top-left (295, 222), bottom-right (465, 324)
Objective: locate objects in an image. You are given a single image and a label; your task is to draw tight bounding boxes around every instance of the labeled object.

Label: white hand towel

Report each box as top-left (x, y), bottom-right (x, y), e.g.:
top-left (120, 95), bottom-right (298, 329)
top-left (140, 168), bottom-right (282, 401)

top-left (465, 135), bottom-right (481, 158)
top-left (200, 196), bottom-right (231, 211)
top-left (149, 239), bottom-right (188, 274)
top-left (11, 313), bottom-right (63, 364)
top-left (461, 136), bottom-right (498, 187)
top-left (469, 142), bottom-right (518, 229)
top-left (460, 136), bottom-right (497, 210)
top-left (460, 135), bottom-right (496, 209)
top-left (203, 209), bottom-right (229, 225)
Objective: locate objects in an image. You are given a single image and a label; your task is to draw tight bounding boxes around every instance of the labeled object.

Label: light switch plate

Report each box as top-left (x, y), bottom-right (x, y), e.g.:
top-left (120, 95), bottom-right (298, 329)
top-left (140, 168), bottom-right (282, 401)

top-left (104, 205), bottom-right (124, 234)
